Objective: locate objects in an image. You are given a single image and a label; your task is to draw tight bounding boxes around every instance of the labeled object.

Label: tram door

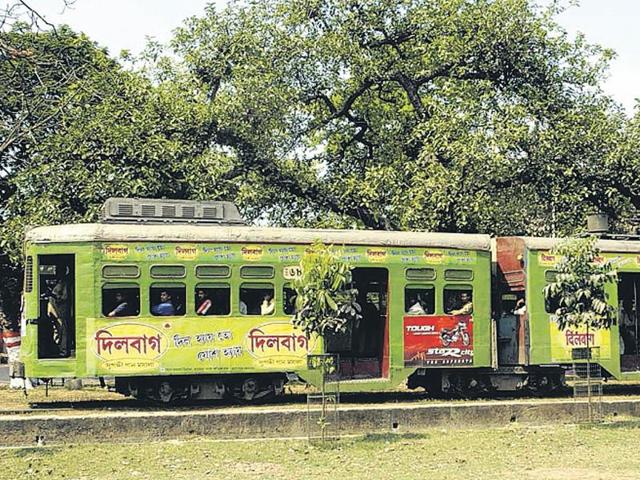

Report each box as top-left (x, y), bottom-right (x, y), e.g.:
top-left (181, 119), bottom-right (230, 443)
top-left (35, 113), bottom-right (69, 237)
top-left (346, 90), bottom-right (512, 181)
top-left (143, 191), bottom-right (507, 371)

top-left (325, 267), bottom-right (388, 379)
top-left (37, 254), bottom-right (75, 359)
top-left (618, 273), bottom-right (640, 372)
top-left (497, 295), bottom-right (519, 365)
top-left (497, 293), bottom-right (527, 366)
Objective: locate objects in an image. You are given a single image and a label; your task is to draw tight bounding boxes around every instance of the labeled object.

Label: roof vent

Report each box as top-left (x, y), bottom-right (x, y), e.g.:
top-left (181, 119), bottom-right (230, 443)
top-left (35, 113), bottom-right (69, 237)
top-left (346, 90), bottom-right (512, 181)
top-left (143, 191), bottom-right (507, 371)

top-left (162, 205), bottom-right (176, 217)
top-left (101, 198), bottom-right (246, 225)
top-left (118, 204), bottom-right (133, 216)
top-left (587, 214), bottom-right (609, 234)
top-left (181, 206), bottom-right (195, 218)
top-left (141, 204), bottom-right (157, 217)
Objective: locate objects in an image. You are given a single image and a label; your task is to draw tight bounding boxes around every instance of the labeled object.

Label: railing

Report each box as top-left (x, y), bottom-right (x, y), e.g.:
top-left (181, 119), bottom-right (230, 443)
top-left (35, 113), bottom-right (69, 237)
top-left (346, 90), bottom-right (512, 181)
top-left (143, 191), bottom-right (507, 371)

top-left (306, 354), bottom-right (340, 444)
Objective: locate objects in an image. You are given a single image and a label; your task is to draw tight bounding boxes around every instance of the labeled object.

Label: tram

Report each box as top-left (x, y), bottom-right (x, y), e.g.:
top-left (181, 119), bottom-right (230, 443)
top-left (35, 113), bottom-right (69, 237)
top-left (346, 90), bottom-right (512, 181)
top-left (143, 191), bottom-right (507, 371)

top-left (17, 198), bottom-right (640, 401)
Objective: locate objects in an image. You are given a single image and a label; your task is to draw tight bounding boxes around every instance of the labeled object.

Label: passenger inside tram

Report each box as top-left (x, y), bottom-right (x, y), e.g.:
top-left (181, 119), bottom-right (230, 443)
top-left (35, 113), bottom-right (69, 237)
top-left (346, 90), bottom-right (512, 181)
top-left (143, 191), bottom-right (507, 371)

top-left (47, 274), bottom-right (70, 356)
top-left (108, 291), bottom-right (130, 317)
top-left (620, 299), bottom-right (636, 355)
top-left (196, 289), bottom-right (213, 315)
top-left (240, 286), bottom-right (275, 315)
top-left (152, 291), bottom-right (176, 316)
top-left (447, 291), bottom-right (473, 315)
top-left (260, 293), bottom-right (275, 315)
top-left (407, 296), bottom-right (426, 315)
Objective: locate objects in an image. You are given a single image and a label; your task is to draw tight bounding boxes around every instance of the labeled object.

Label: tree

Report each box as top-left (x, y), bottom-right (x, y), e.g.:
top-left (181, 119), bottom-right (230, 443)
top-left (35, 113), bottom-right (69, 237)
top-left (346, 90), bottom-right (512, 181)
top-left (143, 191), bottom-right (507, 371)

top-left (1, 2), bottom-right (114, 331)
top-left (1, 18), bottom-right (114, 197)
top-left (0, 5), bottom-right (216, 329)
top-left (292, 241), bottom-right (359, 441)
top-left (1, 65), bottom-right (214, 262)
top-left (543, 236), bottom-right (617, 332)
top-left (171, 0), bottom-right (626, 235)
top-left (292, 242), bottom-right (361, 338)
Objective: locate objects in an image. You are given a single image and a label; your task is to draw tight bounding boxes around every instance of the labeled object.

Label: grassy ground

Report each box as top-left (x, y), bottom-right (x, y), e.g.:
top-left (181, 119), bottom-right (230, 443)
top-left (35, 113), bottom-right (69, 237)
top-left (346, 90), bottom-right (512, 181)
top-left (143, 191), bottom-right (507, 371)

top-left (0, 385), bottom-right (123, 410)
top-left (2, 420), bottom-right (640, 480)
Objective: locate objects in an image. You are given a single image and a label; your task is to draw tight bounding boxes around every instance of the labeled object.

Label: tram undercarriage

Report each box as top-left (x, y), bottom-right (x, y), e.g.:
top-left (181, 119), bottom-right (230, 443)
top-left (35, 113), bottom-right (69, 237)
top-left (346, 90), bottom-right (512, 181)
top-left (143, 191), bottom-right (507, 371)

top-left (407, 367), bottom-right (567, 397)
top-left (115, 373), bottom-right (287, 403)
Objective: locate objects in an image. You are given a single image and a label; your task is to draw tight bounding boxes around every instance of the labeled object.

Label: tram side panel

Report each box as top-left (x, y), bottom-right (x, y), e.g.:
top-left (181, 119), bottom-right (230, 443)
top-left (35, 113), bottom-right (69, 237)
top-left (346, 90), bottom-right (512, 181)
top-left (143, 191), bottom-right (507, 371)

top-left (403, 250), bottom-right (494, 394)
top-left (88, 241), bottom-right (496, 384)
top-left (525, 246), bottom-right (620, 377)
top-left (85, 241), bottom-right (321, 382)
top-left (402, 250), bottom-right (493, 369)
top-left (22, 236), bottom-right (495, 395)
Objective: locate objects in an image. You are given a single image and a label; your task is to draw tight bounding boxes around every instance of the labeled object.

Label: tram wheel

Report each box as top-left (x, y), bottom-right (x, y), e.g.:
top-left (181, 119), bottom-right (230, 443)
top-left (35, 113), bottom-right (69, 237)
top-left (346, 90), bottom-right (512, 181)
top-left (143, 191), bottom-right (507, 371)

top-left (158, 381), bottom-right (174, 403)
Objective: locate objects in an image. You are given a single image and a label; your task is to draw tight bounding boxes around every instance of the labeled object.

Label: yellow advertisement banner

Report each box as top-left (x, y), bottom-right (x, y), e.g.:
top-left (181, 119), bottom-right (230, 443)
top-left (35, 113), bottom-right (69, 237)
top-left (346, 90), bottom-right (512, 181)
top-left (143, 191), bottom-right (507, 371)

top-left (86, 318), bottom-right (318, 376)
top-left (549, 322), bottom-right (611, 362)
top-left (366, 247), bottom-right (388, 263)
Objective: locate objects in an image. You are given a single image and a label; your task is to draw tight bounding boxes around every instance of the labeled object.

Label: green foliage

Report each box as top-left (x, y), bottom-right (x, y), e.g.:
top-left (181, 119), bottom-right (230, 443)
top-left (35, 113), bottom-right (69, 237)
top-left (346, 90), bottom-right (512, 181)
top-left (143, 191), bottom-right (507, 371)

top-left (0, 21), bottom-right (222, 326)
top-left (2, 1), bottom-right (636, 255)
top-left (0, 24), bottom-right (115, 199)
top-left (292, 242), bottom-right (361, 337)
top-left (2, 67), bottom-right (214, 263)
top-left (307, 354), bottom-right (337, 374)
top-left (543, 237), bottom-right (618, 331)
top-left (0, 23), bottom-right (119, 326)
top-left (171, 0), bottom-right (630, 235)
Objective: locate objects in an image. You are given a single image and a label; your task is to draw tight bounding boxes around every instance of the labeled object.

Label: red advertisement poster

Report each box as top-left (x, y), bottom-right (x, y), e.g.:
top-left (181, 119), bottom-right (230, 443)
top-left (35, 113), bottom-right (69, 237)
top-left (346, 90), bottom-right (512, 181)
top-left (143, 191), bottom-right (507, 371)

top-left (404, 315), bottom-right (473, 366)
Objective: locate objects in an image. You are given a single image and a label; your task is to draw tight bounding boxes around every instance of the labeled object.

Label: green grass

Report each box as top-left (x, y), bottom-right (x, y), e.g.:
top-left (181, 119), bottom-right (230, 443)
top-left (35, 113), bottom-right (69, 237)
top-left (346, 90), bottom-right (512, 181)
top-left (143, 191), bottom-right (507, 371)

top-left (0, 385), bottom-right (124, 410)
top-left (3, 420), bottom-right (640, 480)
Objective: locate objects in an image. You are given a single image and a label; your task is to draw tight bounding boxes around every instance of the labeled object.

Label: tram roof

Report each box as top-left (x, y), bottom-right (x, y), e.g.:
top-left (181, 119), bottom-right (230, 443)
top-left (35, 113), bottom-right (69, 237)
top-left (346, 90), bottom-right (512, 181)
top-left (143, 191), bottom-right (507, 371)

top-left (521, 236), bottom-right (640, 254)
top-left (26, 223), bottom-right (491, 251)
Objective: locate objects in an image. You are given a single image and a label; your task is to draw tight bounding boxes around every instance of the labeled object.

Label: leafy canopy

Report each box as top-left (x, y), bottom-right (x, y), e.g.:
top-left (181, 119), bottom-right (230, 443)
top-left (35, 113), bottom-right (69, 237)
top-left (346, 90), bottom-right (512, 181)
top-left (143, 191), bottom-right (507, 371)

top-left (171, 0), bottom-right (630, 235)
top-left (292, 242), bottom-right (361, 337)
top-left (543, 236), bottom-right (617, 331)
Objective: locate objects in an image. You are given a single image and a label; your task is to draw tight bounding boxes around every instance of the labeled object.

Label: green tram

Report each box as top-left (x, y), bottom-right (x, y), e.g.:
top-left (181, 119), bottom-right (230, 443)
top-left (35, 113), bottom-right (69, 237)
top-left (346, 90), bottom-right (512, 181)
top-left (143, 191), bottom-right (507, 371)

top-left (18, 199), bottom-right (640, 401)
top-left (21, 198), bottom-right (492, 401)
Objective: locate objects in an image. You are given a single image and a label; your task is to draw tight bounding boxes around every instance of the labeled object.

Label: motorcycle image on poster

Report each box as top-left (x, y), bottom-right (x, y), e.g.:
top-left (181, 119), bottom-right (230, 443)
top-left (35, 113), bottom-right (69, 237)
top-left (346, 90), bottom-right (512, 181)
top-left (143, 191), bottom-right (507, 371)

top-left (403, 315), bottom-right (474, 366)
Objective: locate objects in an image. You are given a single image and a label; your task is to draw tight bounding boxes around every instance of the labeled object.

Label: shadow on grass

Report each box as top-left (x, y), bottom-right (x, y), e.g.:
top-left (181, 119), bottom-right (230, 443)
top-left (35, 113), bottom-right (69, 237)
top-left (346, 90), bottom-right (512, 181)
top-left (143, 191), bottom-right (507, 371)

top-left (582, 419), bottom-right (640, 430)
top-left (9, 446), bottom-right (63, 457)
top-left (356, 432), bottom-right (429, 444)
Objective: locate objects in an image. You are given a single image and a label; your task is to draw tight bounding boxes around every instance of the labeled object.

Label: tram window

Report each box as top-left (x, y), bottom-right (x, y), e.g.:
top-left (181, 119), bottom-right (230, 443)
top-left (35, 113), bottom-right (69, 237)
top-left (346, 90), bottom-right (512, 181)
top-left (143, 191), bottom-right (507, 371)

top-left (283, 284), bottom-right (297, 315)
top-left (102, 264), bottom-right (140, 279)
top-left (405, 285), bottom-right (435, 315)
top-left (444, 269), bottom-right (473, 281)
top-left (501, 293), bottom-right (518, 315)
top-left (195, 284), bottom-right (230, 316)
top-left (150, 284), bottom-right (186, 316)
top-left (240, 266), bottom-right (275, 279)
top-left (544, 271), bottom-right (561, 313)
top-left (444, 286), bottom-right (473, 315)
top-left (545, 270), bottom-right (558, 283)
top-left (196, 265), bottom-right (230, 278)
top-left (406, 268), bottom-right (436, 281)
top-left (150, 265), bottom-right (186, 279)
top-left (102, 284), bottom-right (140, 317)
top-left (545, 290), bottom-right (561, 314)
top-left (240, 283), bottom-right (275, 315)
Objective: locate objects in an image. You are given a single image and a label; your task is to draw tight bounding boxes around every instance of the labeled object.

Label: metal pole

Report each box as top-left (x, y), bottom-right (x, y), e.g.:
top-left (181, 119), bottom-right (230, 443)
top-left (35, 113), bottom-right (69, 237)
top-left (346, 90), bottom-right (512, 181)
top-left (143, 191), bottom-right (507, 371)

top-left (321, 361), bottom-right (326, 443)
top-left (586, 324), bottom-right (592, 423)
top-left (633, 278), bottom-right (638, 370)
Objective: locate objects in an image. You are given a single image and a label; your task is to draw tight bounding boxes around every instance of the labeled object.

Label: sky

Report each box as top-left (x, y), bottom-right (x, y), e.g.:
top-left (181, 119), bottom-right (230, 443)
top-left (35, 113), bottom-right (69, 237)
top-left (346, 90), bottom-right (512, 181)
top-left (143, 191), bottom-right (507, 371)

top-left (24, 0), bottom-right (640, 115)
top-left (554, 1), bottom-right (640, 114)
